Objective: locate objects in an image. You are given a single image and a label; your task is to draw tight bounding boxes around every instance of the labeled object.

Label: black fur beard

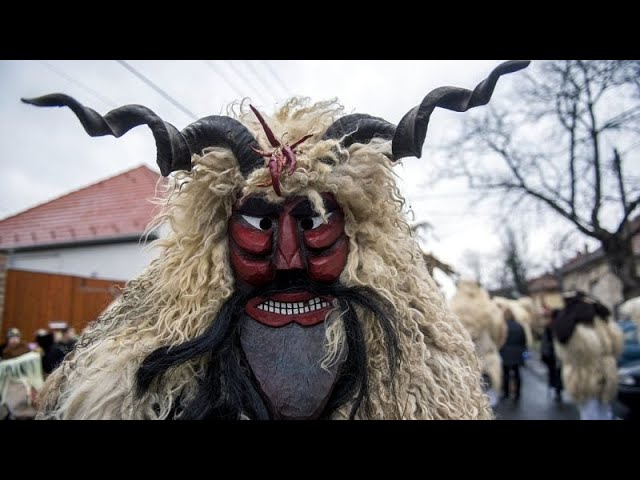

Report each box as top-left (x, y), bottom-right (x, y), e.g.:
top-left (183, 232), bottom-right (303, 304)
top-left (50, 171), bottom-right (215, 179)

top-left (136, 280), bottom-right (401, 420)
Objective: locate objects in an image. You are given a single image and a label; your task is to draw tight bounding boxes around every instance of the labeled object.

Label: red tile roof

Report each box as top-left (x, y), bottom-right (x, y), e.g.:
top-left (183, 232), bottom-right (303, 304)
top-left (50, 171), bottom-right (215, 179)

top-left (0, 165), bottom-right (164, 250)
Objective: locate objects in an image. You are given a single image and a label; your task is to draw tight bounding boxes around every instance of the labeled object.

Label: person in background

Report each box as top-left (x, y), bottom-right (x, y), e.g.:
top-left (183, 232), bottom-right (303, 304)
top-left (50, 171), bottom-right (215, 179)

top-left (48, 321), bottom-right (68, 344)
top-left (47, 326), bottom-right (78, 371)
top-left (1, 328), bottom-right (31, 360)
top-left (60, 327), bottom-right (77, 354)
top-left (499, 306), bottom-right (528, 402)
top-left (0, 332), bottom-right (44, 420)
top-left (34, 330), bottom-right (57, 375)
top-left (541, 309), bottom-right (563, 403)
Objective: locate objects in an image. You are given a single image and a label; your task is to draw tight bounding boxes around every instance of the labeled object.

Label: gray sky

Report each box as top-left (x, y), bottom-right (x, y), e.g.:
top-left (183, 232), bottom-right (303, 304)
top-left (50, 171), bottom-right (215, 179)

top-left (0, 60), bottom-right (569, 297)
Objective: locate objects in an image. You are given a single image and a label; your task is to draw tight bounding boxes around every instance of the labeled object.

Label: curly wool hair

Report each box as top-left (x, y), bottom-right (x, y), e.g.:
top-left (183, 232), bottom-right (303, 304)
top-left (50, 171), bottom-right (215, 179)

top-left (36, 98), bottom-right (492, 420)
top-left (554, 316), bottom-right (623, 405)
top-left (450, 280), bottom-right (506, 392)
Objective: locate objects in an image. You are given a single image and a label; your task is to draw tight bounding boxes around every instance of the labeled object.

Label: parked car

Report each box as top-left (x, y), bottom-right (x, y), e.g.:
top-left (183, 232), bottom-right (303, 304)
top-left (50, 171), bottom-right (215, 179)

top-left (613, 359), bottom-right (640, 420)
top-left (617, 319), bottom-right (640, 367)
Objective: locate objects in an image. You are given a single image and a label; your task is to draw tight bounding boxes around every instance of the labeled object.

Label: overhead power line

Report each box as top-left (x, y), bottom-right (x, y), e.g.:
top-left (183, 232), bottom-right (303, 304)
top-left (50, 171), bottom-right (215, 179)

top-left (116, 60), bottom-right (198, 121)
top-left (260, 60), bottom-right (291, 97)
top-left (36, 60), bottom-right (119, 109)
top-left (202, 60), bottom-right (245, 101)
top-left (241, 60), bottom-right (281, 101)
top-left (223, 60), bottom-right (271, 105)
top-left (412, 191), bottom-right (480, 199)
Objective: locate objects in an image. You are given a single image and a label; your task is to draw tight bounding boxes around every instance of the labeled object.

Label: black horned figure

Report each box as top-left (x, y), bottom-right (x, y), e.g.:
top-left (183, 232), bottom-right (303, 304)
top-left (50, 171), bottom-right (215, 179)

top-left (552, 291), bottom-right (623, 420)
top-left (23, 61), bottom-right (529, 420)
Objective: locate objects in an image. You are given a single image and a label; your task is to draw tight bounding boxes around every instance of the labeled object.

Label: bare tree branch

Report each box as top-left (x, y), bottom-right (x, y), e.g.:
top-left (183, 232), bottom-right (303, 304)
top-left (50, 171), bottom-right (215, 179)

top-left (617, 194), bottom-right (640, 235)
top-left (568, 100), bottom-right (578, 217)
top-left (613, 148), bottom-right (628, 215)
top-left (578, 61), bottom-right (603, 232)
top-left (439, 60), bottom-right (640, 298)
top-left (598, 106), bottom-right (640, 132)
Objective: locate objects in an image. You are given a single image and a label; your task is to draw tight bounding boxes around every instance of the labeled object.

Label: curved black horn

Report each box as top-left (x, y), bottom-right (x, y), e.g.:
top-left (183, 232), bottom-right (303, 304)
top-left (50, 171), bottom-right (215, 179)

top-left (179, 116), bottom-right (263, 177)
top-left (322, 113), bottom-right (396, 148)
top-left (391, 60), bottom-right (531, 160)
top-left (21, 94), bottom-right (263, 177)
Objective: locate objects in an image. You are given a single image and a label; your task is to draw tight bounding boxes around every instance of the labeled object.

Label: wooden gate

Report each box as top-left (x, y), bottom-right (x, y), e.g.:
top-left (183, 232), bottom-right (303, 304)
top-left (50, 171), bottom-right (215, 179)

top-left (1, 269), bottom-right (125, 341)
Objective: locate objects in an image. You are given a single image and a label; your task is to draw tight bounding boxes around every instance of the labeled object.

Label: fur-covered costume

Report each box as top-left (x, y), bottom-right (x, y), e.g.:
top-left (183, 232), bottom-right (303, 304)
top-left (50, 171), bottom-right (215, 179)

top-left (23, 61), bottom-right (529, 419)
top-left (450, 280), bottom-right (506, 394)
top-left (517, 296), bottom-right (545, 339)
top-left (553, 293), bottom-right (623, 415)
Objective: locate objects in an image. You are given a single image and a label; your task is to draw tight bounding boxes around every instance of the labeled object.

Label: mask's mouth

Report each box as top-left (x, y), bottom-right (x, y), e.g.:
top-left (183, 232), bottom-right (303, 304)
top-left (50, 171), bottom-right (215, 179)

top-left (246, 291), bottom-right (335, 327)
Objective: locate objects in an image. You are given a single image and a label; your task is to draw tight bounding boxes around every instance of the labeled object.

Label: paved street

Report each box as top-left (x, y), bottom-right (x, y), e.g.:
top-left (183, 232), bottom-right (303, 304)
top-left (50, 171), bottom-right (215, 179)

top-left (493, 356), bottom-right (580, 420)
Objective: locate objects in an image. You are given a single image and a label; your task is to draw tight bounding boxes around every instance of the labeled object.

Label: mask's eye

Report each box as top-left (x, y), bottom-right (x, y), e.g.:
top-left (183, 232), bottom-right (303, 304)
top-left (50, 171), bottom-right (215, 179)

top-left (241, 215), bottom-right (273, 231)
top-left (300, 213), bottom-right (330, 231)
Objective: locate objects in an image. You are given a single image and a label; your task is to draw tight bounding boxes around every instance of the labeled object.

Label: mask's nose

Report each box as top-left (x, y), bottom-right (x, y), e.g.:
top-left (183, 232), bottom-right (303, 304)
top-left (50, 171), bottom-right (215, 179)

top-left (275, 213), bottom-right (304, 271)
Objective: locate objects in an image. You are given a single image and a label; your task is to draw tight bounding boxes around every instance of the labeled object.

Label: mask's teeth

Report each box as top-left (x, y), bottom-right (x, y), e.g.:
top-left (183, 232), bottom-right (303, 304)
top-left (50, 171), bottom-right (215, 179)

top-left (257, 297), bottom-right (331, 315)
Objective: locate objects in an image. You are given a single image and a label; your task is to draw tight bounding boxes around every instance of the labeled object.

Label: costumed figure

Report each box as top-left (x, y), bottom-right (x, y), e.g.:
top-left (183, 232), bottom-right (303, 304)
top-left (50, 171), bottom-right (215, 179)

top-left (553, 291), bottom-right (623, 420)
top-left (23, 61), bottom-right (528, 419)
top-left (450, 280), bottom-right (507, 408)
top-left (517, 296), bottom-right (545, 340)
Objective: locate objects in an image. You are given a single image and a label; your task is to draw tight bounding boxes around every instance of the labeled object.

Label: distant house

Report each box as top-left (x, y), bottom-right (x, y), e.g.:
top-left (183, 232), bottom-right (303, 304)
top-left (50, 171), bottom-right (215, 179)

top-left (0, 165), bottom-right (163, 280)
top-left (560, 249), bottom-right (631, 313)
top-left (559, 225), bottom-right (640, 313)
top-left (0, 165), bottom-right (165, 339)
top-left (527, 273), bottom-right (563, 313)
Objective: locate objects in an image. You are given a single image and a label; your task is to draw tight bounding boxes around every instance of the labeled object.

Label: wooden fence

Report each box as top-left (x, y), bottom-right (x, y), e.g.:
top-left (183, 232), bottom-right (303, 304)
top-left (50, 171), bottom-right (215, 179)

top-left (1, 269), bottom-right (125, 341)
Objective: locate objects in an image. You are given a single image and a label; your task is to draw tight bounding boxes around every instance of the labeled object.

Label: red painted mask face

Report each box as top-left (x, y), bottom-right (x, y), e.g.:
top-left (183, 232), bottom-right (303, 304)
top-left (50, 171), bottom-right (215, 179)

top-left (228, 193), bottom-right (348, 327)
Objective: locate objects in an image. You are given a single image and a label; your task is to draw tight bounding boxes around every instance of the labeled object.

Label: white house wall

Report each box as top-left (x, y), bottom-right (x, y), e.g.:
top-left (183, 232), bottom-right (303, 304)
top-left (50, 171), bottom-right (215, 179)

top-left (7, 242), bottom-right (160, 281)
top-left (562, 262), bottom-right (624, 312)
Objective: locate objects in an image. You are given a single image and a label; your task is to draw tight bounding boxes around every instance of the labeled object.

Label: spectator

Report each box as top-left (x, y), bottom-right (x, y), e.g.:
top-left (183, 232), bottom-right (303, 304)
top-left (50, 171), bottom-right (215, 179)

top-left (499, 308), bottom-right (528, 402)
top-left (60, 327), bottom-right (77, 353)
top-left (35, 329), bottom-right (57, 375)
top-left (540, 309), bottom-right (563, 402)
top-left (47, 326), bottom-right (78, 371)
top-left (1, 328), bottom-right (31, 360)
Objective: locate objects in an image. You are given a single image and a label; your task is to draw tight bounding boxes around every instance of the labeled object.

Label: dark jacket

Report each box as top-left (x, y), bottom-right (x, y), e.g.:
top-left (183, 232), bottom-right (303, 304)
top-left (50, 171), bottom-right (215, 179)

top-left (500, 318), bottom-right (527, 367)
top-left (46, 343), bottom-right (68, 372)
top-left (540, 325), bottom-right (556, 367)
top-left (1, 342), bottom-right (31, 360)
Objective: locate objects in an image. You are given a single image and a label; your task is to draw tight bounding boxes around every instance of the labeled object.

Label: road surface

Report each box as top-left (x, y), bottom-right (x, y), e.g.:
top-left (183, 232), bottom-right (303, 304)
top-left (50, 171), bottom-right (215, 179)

top-left (493, 356), bottom-right (580, 420)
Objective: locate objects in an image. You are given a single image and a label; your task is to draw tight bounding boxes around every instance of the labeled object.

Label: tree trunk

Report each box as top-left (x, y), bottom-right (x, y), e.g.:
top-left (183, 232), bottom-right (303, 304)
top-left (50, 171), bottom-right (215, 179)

top-left (603, 236), bottom-right (640, 300)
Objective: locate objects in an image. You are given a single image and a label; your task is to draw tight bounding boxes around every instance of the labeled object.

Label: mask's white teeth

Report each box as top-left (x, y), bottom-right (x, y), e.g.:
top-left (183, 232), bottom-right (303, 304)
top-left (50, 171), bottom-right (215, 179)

top-left (256, 297), bottom-right (331, 315)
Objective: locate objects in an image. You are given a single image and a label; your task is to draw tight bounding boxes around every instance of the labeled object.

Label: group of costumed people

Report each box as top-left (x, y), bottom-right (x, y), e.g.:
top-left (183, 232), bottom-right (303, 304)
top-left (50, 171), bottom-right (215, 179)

top-left (449, 281), bottom-right (534, 406)
top-left (450, 280), bottom-right (624, 420)
top-left (14, 58), bottom-right (617, 421)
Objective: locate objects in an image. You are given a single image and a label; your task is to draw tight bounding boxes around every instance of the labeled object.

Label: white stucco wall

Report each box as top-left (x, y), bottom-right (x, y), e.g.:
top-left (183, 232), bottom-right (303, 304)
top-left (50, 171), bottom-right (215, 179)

top-left (7, 241), bottom-right (160, 281)
top-left (563, 262), bottom-right (625, 312)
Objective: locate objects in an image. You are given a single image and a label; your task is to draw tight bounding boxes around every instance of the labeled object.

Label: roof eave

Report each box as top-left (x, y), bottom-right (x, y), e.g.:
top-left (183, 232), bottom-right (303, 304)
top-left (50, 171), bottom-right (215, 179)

top-left (0, 232), bottom-right (159, 254)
